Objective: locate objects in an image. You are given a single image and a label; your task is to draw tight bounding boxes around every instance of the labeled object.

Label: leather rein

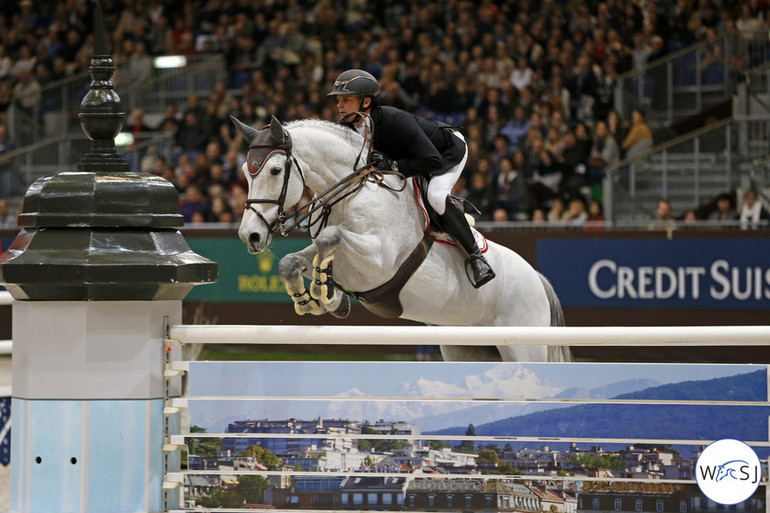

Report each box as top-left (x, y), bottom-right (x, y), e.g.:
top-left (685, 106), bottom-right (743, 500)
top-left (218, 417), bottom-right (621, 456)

top-left (245, 113), bottom-right (406, 239)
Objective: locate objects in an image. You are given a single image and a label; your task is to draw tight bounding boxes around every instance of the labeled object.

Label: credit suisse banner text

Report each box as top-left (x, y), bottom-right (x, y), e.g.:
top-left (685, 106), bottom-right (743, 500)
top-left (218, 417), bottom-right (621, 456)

top-left (537, 239), bottom-right (770, 309)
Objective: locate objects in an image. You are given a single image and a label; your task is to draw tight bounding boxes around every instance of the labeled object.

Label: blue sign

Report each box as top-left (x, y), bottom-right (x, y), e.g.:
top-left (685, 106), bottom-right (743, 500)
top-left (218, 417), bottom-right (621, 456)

top-left (538, 239), bottom-right (770, 309)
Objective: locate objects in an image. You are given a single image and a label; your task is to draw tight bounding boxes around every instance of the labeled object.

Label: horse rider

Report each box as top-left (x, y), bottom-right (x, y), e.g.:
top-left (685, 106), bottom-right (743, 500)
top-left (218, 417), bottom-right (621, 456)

top-left (327, 69), bottom-right (495, 288)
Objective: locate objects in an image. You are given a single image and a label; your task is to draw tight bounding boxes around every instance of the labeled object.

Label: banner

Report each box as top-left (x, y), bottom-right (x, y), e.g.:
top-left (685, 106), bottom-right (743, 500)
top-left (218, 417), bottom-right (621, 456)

top-left (185, 237), bottom-right (310, 303)
top-left (538, 239), bottom-right (770, 309)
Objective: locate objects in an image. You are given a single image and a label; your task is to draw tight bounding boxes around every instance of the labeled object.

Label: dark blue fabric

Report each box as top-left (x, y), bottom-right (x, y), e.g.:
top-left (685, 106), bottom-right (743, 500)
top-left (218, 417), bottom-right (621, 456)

top-left (0, 396), bottom-right (10, 466)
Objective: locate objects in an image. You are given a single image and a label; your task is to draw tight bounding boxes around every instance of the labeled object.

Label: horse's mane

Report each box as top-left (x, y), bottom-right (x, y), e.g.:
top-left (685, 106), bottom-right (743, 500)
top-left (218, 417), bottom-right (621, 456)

top-left (285, 118), bottom-right (365, 150)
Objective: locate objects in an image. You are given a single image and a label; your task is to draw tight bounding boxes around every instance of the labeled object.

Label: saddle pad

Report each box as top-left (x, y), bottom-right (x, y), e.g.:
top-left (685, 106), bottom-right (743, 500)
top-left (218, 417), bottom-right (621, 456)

top-left (412, 177), bottom-right (489, 254)
top-left (434, 227), bottom-right (489, 253)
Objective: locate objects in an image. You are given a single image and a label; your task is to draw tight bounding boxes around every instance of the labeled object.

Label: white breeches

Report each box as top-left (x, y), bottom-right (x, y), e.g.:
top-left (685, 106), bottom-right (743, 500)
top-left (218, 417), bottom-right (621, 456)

top-left (427, 131), bottom-right (469, 215)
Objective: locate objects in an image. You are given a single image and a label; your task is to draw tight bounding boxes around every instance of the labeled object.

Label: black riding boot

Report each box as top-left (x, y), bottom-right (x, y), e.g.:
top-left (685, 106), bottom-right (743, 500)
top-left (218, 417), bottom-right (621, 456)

top-left (439, 197), bottom-right (495, 288)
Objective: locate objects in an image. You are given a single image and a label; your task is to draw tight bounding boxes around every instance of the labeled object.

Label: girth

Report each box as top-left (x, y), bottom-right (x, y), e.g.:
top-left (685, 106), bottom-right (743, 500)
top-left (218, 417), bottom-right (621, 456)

top-left (351, 231), bottom-right (434, 319)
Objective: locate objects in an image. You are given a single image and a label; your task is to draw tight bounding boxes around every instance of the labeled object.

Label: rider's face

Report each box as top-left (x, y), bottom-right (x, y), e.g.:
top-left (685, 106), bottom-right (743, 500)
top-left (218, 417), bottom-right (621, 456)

top-left (336, 94), bottom-right (370, 120)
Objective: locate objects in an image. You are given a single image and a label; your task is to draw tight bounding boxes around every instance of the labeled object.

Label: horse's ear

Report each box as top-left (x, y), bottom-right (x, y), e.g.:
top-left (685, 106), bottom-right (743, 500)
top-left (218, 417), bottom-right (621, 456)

top-left (270, 115), bottom-right (285, 144)
top-left (230, 115), bottom-right (259, 144)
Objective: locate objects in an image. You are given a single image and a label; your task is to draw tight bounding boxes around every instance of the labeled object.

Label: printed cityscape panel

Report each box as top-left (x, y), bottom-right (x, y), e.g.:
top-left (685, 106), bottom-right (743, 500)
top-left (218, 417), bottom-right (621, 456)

top-left (178, 362), bottom-right (769, 511)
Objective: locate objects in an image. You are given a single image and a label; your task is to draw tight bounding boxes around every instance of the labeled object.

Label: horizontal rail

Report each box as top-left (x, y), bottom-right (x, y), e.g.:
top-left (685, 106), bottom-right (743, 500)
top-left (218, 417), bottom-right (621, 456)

top-left (170, 433), bottom-right (770, 447)
top-left (170, 396), bottom-right (767, 407)
top-left (167, 325), bottom-right (770, 347)
top-left (0, 291), bottom-right (13, 306)
top-left (170, 470), bottom-right (701, 484)
top-left (0, 341), bottom-right (11, 355)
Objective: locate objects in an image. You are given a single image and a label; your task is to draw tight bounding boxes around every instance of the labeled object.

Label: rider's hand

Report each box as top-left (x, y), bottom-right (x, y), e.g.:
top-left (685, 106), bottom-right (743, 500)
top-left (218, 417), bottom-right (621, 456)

top-left (370, 152), bottom-right (397, 172)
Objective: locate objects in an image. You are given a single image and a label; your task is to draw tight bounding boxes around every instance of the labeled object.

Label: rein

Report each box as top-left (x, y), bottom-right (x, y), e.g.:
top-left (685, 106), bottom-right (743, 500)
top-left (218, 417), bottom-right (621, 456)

top-left (248, 114), bottom-right (407, 238)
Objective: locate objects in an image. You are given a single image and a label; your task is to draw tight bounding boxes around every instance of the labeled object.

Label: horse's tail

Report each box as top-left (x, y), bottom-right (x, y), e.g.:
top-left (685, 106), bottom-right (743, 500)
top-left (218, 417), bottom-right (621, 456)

top-left (538, 272), bottom-right (574, 362)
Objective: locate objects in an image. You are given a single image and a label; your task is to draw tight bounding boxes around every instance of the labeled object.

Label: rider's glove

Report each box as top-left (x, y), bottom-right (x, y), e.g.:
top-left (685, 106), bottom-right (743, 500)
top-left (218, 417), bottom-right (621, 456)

top-left (370, 152), bottom-right (397, 172)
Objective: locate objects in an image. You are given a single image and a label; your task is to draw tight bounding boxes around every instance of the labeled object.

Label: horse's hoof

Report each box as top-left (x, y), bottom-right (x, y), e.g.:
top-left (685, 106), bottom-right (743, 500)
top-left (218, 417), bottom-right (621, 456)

top-left (329, 295), bottom-right (351, 319)
top-left (297, 298), bottom-right (324, 316)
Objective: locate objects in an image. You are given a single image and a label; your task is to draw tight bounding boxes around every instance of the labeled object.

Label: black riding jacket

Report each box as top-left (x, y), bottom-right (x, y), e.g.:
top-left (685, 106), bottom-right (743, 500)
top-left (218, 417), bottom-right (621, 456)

top-left (365, 105), bottom-right (465, 178)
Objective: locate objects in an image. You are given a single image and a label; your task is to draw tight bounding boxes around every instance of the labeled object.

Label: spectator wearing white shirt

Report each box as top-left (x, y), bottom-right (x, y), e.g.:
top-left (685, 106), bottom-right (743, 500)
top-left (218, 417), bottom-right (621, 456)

top-left (739, 189), bottom-right (768, 230)
top-left (510, 56), bottom-right (534, 92)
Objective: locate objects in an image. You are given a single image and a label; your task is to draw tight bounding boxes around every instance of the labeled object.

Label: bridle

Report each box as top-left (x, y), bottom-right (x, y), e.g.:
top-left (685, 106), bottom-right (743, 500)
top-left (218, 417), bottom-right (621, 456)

top-left (244, 114), bottom-right (406, 239)
top-left (243, 131), bottom-right (305, 236)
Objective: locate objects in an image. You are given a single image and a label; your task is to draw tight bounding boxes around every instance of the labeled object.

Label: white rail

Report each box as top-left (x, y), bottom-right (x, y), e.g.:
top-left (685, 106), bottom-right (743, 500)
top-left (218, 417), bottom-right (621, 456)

top-left (167, 324), bottom-right (770, 347)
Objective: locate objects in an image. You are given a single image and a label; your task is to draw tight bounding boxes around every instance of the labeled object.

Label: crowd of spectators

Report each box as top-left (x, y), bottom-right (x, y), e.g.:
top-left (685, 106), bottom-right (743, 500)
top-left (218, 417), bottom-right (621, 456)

top-left (0, 0), bottom-right (769, 227)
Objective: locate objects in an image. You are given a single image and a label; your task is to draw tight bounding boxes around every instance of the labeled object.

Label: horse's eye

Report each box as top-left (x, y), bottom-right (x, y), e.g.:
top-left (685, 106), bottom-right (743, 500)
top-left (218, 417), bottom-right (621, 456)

top-left (270, 166), bottom-right (282, 176)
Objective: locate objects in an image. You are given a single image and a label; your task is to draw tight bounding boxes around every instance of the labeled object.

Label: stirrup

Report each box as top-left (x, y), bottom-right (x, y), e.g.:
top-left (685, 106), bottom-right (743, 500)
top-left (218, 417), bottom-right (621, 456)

top-left (465, 255), bottom-right (495, 289)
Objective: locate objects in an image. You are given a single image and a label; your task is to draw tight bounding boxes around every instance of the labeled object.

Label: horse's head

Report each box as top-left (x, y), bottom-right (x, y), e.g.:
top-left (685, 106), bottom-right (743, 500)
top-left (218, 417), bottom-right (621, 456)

top-left (231, 115), bottom-right (305, 253)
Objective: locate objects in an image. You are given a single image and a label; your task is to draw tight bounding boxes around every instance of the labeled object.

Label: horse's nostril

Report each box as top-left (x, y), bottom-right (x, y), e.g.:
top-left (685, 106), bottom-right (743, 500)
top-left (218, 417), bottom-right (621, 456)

top-left (249, 232), bottom-right (261, 245)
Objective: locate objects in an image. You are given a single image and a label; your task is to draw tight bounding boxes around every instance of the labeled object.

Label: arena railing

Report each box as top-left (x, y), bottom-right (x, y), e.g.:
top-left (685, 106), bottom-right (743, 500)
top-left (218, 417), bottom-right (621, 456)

top-left (613, 30), bottom-right (770, 129)
top-left (603, 116), bottom-right (770, 223)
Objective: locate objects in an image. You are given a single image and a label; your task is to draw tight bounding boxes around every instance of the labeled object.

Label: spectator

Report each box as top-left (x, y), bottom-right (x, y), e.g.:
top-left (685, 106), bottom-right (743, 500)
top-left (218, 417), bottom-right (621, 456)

top-left (488, 134), bottom-right (512, 175)
top-left (647, 36), bottom-right (669, 110)
top-left (492, 154), bottom-right (529, 219)
top-left (209, 196), bottom-right (233, 223)
top-left (648, 198), bottom-right (677, 231)
top-left (739, 189), bottom-right (768, 230)
top-left (595, 58), bottom-right (618, 120)
top-left (547, 197), bottom-right (566, 223)
top-left (492, 207), bottom-right (510, 223)
top-left (11, 68), bottom-right (41, 145)
top-left (570, 54), bottom-right (599, 123)
top-left (127, 41), bottom-right (154, 85)
top-left (587, 120), bottom-right (620, 198)
top-left (531, 207), bottom-right (547, 224)
top-left (622, 108), bottom-right (653, 160)
top-left (510, 55), bottom-right (534, 92)
top-left (683, 209), bottom-right (698, 226)
top-left (542, 73), bottom-right (571, 121)
top-left (465, 171), bottom-right (492, 221)
top-left (0, 46), bottom-right (11, 79)
top-left (631, 32), bottom-right (651, 71)
top-left (176, 111), bottom-right (208, 154)
top-left (708, 193), bottom-right (738, 223)
top-left (125, 108), bottom-right (154, 137)
top-left (556, 126), bottom-right (591, 203)
top-left (607, 110), bottom-right (629, 152)
top-left (586, 200), bottom-right (605, 231)
top-left (701, 27), bottom-right (725, 85)
top-left (526, 137), bottom-right (561, 209)
top-left (561, 198), bottom-right (588, 225)
top-left (498, 105), bottom-right (531, 153)
top-left (179, 185), bottom-right (210, 223)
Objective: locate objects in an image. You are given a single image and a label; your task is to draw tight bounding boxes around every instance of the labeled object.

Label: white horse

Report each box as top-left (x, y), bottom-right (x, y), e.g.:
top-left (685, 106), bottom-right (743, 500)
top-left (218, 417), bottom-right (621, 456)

top-left (232, 115), bottom-right (572, 362)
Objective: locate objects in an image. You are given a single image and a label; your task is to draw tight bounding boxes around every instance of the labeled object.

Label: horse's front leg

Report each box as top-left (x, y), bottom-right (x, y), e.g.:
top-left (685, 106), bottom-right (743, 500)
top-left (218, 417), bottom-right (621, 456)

top-left (279, 244), bottom-right (326, 316)
top-left (308, 226), bottom-right (351, 319)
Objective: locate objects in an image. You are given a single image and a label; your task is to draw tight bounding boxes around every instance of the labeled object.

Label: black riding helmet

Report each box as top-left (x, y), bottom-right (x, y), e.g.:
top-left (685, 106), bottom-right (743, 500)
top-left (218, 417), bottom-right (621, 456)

top-left (327, 69), bottom-right (380, 97)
